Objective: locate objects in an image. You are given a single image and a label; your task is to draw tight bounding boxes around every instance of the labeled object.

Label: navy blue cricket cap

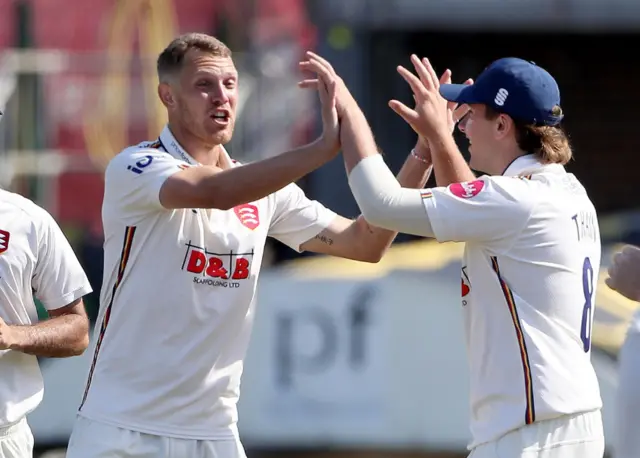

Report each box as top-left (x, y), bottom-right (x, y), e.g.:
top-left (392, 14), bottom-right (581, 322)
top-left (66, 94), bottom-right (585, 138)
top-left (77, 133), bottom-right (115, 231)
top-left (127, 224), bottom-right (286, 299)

top-left (439, 57), bottom-right (563, 126)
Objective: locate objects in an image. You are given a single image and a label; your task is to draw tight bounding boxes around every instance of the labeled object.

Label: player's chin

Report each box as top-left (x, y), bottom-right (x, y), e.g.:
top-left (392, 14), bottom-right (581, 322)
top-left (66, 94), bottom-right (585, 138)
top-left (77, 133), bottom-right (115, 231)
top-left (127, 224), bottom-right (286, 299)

top-left (207, 124), bottom-right (234, 145)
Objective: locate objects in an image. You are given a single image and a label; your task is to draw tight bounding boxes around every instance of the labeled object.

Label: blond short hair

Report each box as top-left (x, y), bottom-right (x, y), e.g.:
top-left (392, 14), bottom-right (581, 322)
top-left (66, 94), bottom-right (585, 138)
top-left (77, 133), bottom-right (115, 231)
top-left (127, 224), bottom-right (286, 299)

top-left (157, 33), bottom-right (232, 82)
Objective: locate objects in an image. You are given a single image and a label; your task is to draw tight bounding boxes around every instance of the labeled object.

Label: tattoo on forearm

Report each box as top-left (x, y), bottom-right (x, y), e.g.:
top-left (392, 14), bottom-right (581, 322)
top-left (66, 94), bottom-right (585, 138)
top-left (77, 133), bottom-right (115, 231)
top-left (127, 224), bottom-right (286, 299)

top-left (315, 234), bottom-right (334, 246)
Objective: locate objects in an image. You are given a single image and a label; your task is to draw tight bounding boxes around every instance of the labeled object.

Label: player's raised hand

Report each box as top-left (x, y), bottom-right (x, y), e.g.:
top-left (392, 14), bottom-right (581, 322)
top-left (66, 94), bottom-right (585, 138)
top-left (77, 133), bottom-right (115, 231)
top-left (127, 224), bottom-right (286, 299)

top-left (389, 55), bottom-right (472, 139)
top-left (606, 245), bottom-right (640, 302)
top-left (298, 51), bottom-right (357, 117)
top-left (439, 68), bottom-right (473, 133)
top-left (297, 53), bottom-right (340, 155)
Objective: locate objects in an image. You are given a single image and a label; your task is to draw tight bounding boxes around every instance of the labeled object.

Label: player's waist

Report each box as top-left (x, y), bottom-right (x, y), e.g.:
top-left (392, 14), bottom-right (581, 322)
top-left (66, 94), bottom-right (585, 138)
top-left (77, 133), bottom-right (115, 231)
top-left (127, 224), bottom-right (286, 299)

top-left (0, 418), bottom-right (29, 438)
top-left (468, 408), bottom-right (603, 450)
top-left (77, 409), bottom-right (240, 441)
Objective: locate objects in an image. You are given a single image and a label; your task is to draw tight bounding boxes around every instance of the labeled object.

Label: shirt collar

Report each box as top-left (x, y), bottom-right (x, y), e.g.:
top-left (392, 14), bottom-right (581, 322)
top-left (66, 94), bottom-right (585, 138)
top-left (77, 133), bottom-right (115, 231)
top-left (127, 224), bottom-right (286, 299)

top-left (501, 154), bottom-right (565, 177)
top-left (158, 125), bottom-right (234, 167)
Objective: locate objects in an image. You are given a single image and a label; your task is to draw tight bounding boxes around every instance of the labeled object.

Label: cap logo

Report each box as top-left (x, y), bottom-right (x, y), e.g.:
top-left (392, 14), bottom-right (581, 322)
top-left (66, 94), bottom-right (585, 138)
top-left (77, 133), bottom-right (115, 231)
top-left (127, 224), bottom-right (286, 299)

top-left (494, 88), bottom-right (509, 106)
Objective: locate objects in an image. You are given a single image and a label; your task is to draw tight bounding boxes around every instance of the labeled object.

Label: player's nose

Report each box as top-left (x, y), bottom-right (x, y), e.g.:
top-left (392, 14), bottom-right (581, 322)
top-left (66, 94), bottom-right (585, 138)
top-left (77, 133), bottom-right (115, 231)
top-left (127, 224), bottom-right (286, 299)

top-left (209, 84), bottom-right (230, 106)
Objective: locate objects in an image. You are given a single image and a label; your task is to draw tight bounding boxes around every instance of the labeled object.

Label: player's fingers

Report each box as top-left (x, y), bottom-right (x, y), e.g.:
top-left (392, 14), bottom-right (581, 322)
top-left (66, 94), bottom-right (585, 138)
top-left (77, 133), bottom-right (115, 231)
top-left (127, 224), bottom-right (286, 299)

top-left (439, 68), bottom-right (452, 85)
top-left (397, 66), bottom-right (428, 99)
top-left (326, 78), bottom-right (337, 107)
top-left (306, 51), bottom-right (337, 77)
top-left (299, 59), bottom-right (330, 78)
top-left (388, 100), bottom-right (420, 124)
top-left (409, 55), bottom-right (435, 92)
top-left (299, 60), bottom-right (323, 76)
top-left (297, 79), bottom-right (319, 89)
top-left (604, 276), bottom-right (616, 290)
top-left (420, 57), bottom-right (440, 90)
top-left (300, 59), bottom-right (336, 93)
top-left (452, 104), bottom-right (470, 123)
top-left (621, 244), bottom-right (640, 258)
top-left (463, 78), bottom-right (474, 86)
top-left (611, 252), bottom-right (624, 270)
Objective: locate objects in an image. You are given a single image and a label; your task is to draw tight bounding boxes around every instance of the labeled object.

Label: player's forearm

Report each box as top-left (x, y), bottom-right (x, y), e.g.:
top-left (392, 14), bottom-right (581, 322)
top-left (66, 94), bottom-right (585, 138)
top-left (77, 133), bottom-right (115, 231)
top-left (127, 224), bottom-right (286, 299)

top-left (206, 140), bottom-right (334, 210)
top-left (347, 154), bottom-right (435, 237)
top-left (340, 103), bottom-right (380, 174)
top-left (429, 132), bottom-right (476, 186)
top-left (9, 314), bottom-right (89, 357)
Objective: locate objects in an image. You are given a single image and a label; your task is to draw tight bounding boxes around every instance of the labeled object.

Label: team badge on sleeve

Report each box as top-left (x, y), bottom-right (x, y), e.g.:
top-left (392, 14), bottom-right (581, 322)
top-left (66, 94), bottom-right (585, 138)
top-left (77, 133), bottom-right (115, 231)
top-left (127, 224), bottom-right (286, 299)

top-left (233, 204), bottom-right (260, 230)
top-left (0, 230), bottom-right (10, 254)
top-left (449, 180), bottom-right (485, 199)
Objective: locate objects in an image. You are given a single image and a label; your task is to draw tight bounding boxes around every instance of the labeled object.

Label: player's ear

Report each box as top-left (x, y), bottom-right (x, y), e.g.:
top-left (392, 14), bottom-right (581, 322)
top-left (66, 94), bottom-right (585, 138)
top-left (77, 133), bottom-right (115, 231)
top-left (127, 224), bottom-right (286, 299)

top-left (158, 82), bottom-right (175, 108)
top-left (496, 114), bottom-right (513, 138)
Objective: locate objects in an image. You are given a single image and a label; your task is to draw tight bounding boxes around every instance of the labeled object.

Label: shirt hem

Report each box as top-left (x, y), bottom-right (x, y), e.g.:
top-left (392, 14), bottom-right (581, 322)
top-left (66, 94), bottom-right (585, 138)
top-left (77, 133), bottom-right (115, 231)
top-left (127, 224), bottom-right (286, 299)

top-left (466, 408), bottom-right (603, 451)
top-left (77, 411), bottom-right (239, 440)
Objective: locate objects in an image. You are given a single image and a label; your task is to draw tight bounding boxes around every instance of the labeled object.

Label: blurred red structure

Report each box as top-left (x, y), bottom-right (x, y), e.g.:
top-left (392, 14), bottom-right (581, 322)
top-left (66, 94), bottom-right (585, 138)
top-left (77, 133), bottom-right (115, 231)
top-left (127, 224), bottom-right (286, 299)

top-left (1, 0), bottom-right (316, 228)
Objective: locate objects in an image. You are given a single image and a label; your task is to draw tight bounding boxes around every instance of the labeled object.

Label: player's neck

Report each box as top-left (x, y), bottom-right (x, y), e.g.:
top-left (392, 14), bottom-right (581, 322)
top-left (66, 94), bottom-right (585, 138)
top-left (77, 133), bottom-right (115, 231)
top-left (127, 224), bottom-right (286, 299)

top-left (491, 144), bottom-right (528, 176)
top-left (166, 122), bottom-right (226, 168)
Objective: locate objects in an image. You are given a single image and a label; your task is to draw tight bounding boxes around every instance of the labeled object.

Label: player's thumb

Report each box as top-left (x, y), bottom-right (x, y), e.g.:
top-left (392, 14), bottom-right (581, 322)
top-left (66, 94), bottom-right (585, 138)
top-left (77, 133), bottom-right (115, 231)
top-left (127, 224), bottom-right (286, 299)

top-left (388, 100), bottom-right (418, 125)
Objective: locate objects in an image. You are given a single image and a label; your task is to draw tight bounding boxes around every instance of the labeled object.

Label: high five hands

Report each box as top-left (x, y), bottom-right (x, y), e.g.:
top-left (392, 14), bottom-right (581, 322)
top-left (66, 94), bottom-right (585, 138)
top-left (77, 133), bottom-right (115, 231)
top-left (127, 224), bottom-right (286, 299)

top-left (389, 55), bottom-right (473, 139)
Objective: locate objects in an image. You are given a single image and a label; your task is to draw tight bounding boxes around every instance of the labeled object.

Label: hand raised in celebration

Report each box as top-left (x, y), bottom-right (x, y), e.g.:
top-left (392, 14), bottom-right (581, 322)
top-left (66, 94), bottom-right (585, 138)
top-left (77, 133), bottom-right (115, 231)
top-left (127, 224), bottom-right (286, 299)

top-left (606, 245), bottom-right (640, 302)
top-left (297, 51), bottom-right (341, 155)
top-left (298, 51), bottom-right (356, 119)
top-left (389, 55), bottom-right (472, 139)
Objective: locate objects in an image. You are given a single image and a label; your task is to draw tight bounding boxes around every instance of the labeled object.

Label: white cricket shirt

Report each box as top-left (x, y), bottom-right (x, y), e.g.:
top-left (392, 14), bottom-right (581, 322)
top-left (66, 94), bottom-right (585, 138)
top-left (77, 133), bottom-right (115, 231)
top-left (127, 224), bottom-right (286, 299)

top-left (78, 126), bottom-right (337, 439)
top-left (422, 155), bottom-right (602, 449)
top-left (0, 189), bottom-right (92, 426)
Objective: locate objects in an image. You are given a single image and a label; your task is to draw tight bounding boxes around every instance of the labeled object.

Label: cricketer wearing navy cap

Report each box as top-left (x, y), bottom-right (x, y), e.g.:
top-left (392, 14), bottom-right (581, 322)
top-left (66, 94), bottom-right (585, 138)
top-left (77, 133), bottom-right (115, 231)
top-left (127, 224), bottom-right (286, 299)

top-left (329, 52), bottom-right (605, 458)
top-left (440, 57), bottom-right (563, 127)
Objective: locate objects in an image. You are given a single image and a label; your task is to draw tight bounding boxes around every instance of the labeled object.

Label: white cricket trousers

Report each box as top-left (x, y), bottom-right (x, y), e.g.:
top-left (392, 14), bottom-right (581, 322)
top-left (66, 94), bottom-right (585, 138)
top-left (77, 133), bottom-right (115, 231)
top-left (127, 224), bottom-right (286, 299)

top-left (468, 410), bottom-right (604, 458)
top-left (613, 329), bottom-right (640, 458)
top-left (66, 416), bottom-right (247, 458)
top-left (0, 418), bottom-right (33, 458)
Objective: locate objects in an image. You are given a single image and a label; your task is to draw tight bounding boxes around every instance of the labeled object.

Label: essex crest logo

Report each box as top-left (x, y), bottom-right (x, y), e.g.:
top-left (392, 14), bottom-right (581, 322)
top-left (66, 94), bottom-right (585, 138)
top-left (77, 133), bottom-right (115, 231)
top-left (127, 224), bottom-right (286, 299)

top-left (449, 180), bottom-right (485, 199)
top-left (233, 204), bottom-right (260, 230)
top-left (0, 230), bottom-right (10, 254)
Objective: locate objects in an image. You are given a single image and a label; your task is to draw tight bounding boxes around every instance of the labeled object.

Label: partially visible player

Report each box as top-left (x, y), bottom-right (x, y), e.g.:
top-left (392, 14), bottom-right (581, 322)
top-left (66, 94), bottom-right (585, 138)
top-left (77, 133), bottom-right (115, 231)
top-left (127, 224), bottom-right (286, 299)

top-left (65, 34), bottom-right (433, 458)
top-left (311, 51), bottom-right (605, 457)
top-left (0, 189), bottom-right (92, 458)
top-left (606, 244), bottom-right (640, 458)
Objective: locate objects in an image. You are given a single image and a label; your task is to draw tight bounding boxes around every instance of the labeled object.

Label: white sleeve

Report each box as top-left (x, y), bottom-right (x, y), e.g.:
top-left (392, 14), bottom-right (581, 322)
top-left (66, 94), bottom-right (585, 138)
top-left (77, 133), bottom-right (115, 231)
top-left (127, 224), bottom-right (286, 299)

top-left (347, 155), bottom-right (435, 237)
top-left (32, 209), bottom-right (93, 311)
top-left (104, 149), bottom-right (187, 219)
top-left (268, 183), bottom-right (337, 252)
top-left (422, 176), bottom-right (535, 245)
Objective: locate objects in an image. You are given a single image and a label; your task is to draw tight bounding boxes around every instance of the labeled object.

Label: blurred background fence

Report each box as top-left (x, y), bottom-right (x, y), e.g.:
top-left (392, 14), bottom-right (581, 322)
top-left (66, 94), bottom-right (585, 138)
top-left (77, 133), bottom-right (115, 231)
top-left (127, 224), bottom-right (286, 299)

top-left (1, 0), bottom-right (640, 456)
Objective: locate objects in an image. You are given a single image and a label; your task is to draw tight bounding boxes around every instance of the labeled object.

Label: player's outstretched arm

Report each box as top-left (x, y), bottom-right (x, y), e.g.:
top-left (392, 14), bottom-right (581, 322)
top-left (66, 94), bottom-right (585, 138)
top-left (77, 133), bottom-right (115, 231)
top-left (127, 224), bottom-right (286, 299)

top-left (158, 64), bottom-right (340, 211)
top-left (295, 52), bottom-right (435, 261)
top-left (299, 139), bottom-right (433, 262)
top-left (606, 245), bottom-right (640, 302)
top-left (390, 55), bottom-right (475, 187)
top-left (0, 298), bottom-right (89, 357)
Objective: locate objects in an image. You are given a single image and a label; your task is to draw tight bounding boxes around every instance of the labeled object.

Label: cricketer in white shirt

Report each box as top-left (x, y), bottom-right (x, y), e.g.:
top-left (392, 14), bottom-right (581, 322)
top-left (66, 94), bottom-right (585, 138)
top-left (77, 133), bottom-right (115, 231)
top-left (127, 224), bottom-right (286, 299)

top-left (66, 31), bottom-right (435, 456)
top-left (350, 154), bottom-right (603, 449)
top-left (338, 54), bottom-right (605, 457)
top-left (0, 189), bottom-right (92, 457)
top-left (75, 126), bottom-right (339, 436)
top-left (604, 245), bottom-right (640, 458)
